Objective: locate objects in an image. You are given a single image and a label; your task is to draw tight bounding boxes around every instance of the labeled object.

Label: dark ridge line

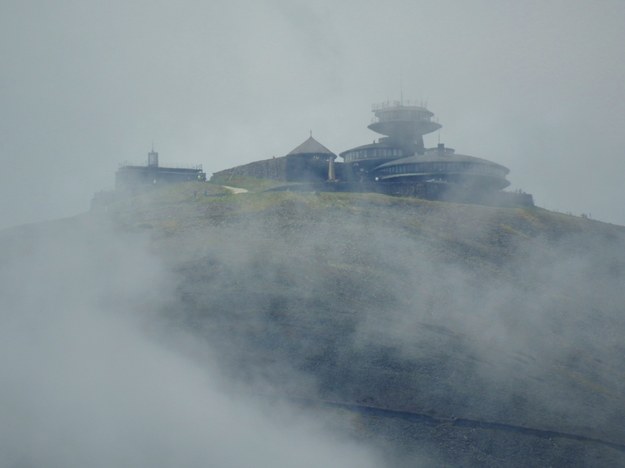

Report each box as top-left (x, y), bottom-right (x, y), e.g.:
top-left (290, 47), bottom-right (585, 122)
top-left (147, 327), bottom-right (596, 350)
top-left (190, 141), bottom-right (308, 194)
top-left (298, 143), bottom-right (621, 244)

top-left (287, 397), bottom-right (625, 453)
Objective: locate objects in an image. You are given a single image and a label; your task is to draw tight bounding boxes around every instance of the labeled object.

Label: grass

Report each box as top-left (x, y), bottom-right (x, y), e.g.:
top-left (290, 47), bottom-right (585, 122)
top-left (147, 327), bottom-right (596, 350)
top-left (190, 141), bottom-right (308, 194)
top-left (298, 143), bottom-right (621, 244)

top-left (101, 182), bottom-right (625, 260)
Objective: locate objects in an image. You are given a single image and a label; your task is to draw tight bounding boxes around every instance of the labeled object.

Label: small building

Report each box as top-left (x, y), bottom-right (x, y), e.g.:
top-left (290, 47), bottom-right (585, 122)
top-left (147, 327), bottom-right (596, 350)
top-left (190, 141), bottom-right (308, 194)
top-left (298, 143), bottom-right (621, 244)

top-left (116, 149), bottom-right (206, 190)
top-left (284, 135), bottom-right (337, 182)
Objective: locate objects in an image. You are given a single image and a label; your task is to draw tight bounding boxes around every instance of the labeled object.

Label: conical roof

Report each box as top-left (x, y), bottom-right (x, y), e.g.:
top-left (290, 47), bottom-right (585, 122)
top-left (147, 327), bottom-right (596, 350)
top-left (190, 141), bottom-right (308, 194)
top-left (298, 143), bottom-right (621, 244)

top-left (287, 136), bottom-right (336, 156)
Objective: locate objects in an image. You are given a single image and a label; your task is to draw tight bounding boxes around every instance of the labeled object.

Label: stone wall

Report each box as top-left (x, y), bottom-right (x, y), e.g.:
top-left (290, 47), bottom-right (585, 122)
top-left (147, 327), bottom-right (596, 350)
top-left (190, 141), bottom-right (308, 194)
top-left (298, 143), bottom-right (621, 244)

top-left (211, 157), bottom-right (289, 181)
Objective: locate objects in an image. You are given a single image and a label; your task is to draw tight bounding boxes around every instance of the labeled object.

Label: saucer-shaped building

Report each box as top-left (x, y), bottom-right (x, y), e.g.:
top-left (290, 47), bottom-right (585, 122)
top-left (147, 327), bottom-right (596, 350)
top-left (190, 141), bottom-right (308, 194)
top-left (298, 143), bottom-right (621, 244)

top-left (375, 144), bottom-right (510, 190)
top-left (340, 101), bottom-right (511, 192)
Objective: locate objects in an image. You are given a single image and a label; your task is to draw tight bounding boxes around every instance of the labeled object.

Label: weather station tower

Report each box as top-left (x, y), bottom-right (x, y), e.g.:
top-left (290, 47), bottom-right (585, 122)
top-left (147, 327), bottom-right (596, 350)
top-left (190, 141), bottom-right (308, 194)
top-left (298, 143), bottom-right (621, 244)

top-left (368, 100), bottom-right (441, 155)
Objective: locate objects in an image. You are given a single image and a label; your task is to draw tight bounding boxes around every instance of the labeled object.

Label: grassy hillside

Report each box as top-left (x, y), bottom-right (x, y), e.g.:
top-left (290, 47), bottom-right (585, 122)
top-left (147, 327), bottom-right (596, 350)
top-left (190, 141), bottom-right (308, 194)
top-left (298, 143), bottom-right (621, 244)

top-left (9, 182), bottom-right (625, 466)
top-left (95, 182), bottom-right (625, 466)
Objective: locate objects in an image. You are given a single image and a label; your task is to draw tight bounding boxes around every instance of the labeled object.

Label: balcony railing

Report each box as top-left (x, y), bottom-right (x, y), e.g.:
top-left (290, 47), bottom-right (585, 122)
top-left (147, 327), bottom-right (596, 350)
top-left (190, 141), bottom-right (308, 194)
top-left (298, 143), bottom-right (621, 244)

top-left (372, 99), bottom-right (429, 111)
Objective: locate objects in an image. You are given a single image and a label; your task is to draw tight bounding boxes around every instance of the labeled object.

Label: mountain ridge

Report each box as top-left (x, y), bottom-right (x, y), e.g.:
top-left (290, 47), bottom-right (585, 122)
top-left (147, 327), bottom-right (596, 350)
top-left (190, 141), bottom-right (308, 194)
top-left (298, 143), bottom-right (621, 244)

top-left (5, 182), bottom-right (625, 466)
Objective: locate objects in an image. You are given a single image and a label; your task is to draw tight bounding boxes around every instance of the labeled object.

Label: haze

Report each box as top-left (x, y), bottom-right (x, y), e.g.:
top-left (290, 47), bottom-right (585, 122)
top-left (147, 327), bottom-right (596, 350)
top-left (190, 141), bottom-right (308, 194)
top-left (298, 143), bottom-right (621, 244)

top-left (1, 0), bottom-right (624, 229)
top-left (0, 218), bottom-right (385, 467)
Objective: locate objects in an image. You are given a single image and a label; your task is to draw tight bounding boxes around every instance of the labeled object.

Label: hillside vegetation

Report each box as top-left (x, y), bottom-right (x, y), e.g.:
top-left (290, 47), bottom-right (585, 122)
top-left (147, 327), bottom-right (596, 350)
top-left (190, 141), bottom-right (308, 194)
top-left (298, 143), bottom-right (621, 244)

top-left (16, 182), bottom-right (625, 466)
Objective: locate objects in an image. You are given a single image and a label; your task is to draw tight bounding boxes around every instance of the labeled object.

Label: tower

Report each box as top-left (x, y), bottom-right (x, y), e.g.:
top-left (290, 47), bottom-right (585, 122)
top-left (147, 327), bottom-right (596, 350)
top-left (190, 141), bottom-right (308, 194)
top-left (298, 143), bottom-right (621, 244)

top-left (368, 101), bottom-right (441, 155)
top-left (148, 148), bottom-right (159, 167)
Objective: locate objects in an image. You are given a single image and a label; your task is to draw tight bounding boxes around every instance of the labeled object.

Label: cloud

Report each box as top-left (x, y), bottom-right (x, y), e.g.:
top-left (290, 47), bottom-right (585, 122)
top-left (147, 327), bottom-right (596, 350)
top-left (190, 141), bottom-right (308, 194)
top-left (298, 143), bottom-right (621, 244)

top-left (2, 1), bottom-right (625, 228)
top-left (0, 217), bottom-right (381, 468)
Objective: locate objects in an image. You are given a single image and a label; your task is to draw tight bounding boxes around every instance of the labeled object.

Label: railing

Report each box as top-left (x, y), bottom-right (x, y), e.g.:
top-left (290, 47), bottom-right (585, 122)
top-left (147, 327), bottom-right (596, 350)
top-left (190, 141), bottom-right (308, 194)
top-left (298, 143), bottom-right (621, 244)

top-left (370, 114), bottom-right (435, 125)
top-left (372, 99), bottom-right (429, 111)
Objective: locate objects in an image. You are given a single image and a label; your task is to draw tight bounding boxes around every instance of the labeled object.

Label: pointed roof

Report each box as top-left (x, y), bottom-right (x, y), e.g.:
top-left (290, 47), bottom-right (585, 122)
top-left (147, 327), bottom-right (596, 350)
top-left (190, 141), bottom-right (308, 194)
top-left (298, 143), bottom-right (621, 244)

top-left (287, 135), bottom-right (336, 156)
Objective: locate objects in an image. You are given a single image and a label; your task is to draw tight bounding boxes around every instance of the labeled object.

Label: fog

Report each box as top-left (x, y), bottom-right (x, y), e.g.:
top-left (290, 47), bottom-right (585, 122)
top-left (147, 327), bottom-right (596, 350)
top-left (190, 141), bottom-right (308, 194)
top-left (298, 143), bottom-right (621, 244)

top-left (3, 180), bottom-right (625, 464)
top-left (349, 218), bottom-right (625, 430)
top-left (2, 0), bottom-right (625, 464)
top-left (2, 1), bottom-right (625, 229)
top-left (0, 218), bottom-right (382, 468)
top-left (121, 190), bottom-right (625, 462)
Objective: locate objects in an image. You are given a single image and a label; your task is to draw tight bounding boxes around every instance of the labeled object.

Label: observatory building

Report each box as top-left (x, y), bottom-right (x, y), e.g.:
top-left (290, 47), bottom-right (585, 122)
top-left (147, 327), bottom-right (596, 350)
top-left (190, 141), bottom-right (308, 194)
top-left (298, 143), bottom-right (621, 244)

top-left (340, 100), bottom-right (510, 192)
top-left (341, 100), bottom-right (441, 172)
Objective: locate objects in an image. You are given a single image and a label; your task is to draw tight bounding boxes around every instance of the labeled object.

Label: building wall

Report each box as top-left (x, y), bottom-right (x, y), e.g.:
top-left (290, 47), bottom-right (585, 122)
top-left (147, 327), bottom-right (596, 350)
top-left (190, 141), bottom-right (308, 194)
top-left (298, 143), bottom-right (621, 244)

top-left (376, 182), bottom-right (534, 206)
top-left (211, 157), bottom-right (289, 181)
top-left (285, 155), bottom-right (332, 182)
top-left (116, 166), bottom-right (205, 190)
top-left (211, 155), bottom-right (333, 183)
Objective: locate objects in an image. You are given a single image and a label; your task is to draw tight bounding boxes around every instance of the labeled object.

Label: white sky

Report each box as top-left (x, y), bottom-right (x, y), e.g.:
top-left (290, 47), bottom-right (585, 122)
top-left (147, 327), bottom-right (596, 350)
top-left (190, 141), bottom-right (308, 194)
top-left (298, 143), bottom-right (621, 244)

top-left (2, 0), bottom-right (625, 228)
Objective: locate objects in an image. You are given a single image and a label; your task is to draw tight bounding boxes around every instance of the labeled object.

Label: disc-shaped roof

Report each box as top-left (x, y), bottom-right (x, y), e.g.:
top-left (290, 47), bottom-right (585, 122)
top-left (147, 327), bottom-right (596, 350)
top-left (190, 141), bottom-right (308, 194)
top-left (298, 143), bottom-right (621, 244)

top-left (288, 136), bottom-right (336, 156)
top-left (375, 148), bottom-right (509, 173)
top-left (339, 141), bottom-right (398, 157)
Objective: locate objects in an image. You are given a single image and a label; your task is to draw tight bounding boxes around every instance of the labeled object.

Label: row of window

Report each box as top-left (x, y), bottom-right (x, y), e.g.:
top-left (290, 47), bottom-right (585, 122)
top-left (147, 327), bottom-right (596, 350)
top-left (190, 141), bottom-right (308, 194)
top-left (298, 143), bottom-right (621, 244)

top-left (377, 162), bottom-right (506, 178)
top-left (343, 148), bottom-right (403, 162)
top-left (375, 110), bottom-right (432, 122)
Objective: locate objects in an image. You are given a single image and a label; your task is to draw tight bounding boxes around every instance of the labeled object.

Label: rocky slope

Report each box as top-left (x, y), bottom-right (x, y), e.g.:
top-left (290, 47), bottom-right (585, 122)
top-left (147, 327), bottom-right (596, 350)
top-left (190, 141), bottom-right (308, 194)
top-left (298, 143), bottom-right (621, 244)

top-left (8, 182), bottom-right (625, 466)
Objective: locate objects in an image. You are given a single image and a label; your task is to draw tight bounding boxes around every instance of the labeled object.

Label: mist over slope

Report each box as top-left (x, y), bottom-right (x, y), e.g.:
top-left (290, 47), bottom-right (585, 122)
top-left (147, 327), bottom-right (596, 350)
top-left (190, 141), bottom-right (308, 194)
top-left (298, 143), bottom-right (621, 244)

top-left (3, 183), bottom-right (625, 466)
top-left (0, 214), bottom-right (381, 468)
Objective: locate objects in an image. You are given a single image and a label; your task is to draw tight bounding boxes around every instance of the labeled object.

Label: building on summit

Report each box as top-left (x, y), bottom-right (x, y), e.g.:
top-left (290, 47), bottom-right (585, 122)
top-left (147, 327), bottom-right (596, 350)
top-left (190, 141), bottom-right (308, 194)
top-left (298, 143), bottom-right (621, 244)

top-left (116, 148), bottom-right (206, 190)
top-left (285, 134), bottom-right (338, 182)
top-left (338, 100), bottom-right (519, 202)
top-left (211, 100), bottom-right (532, 207)
top-left (107, 100), bottom-right (531, 207)
top-left (340, 101), bottom-right (509, 188)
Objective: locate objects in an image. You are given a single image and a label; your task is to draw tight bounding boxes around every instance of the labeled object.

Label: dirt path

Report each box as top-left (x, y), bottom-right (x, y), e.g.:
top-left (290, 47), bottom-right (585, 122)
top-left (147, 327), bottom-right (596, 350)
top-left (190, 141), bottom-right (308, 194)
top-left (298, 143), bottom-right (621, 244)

top-left (221, 185), bottom-right (249, 194)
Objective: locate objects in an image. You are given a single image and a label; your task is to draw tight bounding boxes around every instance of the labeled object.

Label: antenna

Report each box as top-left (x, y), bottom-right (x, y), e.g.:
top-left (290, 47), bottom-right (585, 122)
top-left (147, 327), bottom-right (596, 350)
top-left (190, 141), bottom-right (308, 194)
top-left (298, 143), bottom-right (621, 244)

top-left (310, 129), bottom-right (312, 138)
top-left (399, 74), bottom-right (404, 105)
